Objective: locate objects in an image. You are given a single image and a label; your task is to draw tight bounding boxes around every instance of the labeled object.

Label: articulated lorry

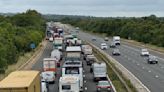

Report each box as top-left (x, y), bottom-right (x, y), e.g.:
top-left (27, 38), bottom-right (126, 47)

top-left (0, 70), bottom-right (40, 92)
top-left (113, 36), bottom-right (120, 45)
top-left (43, 58), bottom-right (57, 75)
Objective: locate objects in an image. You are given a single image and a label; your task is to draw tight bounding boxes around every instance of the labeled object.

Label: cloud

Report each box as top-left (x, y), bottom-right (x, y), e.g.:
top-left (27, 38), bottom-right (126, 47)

top-left (0, 0), bottom-right (163, 17)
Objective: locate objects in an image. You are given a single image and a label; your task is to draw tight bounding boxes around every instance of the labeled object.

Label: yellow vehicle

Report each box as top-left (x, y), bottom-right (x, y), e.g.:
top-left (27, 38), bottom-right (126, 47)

top-left (0, 70), bottom-right (40, 92)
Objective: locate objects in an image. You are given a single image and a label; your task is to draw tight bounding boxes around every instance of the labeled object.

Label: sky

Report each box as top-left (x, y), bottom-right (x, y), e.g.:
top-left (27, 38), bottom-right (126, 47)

top-left (0, 0), bottom-right (164, 17)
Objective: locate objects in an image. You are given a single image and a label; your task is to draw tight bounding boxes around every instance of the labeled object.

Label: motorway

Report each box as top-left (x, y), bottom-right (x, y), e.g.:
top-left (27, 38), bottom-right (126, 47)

top-left (31, 41), bottom-right (113, 91)
top-left (73, 28), bottom-right (164, 92)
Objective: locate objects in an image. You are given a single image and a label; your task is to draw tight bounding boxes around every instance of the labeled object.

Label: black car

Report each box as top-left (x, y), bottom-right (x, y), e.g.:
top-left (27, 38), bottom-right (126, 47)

top-left (147, 56), bottom-right (158, 64)
top-left (110, 42), bottom-right (116, 48)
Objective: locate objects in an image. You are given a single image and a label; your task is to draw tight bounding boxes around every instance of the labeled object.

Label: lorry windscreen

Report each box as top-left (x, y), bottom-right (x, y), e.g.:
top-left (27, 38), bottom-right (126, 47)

top-left (65, 67), bottom-right (79, 74)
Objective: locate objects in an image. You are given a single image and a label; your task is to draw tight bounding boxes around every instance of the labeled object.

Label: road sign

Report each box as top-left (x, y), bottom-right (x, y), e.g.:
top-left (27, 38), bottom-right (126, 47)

top-left (30, 43), bottom-right (36, 49)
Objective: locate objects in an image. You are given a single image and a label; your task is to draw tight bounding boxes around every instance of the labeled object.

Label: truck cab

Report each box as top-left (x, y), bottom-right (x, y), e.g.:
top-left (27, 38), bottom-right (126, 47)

top-left (59, 75), bottom-right (80, 92)
top-left (113, 36), bottom-right (120, 45)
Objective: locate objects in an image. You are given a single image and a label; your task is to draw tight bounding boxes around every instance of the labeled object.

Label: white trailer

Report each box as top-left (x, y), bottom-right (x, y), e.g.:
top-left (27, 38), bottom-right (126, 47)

top-left (59, 75), bottom-right (80, 92)
top-left (50, 49), bottom-right (62, 67)
top-left (92, 62), bottom-right (107, 81)
top-left (53, 37), bottom-right (63, 50)
top-left (113, 36), bottom-right (120, 45)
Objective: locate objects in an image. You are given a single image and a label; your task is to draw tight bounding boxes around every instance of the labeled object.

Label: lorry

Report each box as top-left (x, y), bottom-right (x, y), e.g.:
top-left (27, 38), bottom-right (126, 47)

top-left (59, 75), bottom-right (80, 92)
top-left (113, 36), bottom-right (120, 45)
top-left (53, 37), bottom-right (63, 51)
top-left (43, 58), bottom-right (57, 75)
top-left (86, 54), bottom-right (96, 66)
top-left (91, 62), bottom-right (107, 81)
top-left (81, 45), bottom-right (92, 60)
top-left (50, 49), bottom-right (62, 67)
top-left (0, 70), bottom-right (40, 92)
top-left (65, 46), bottom-right (82, 60)
top-left (62, 60), bottom-right (83, 91)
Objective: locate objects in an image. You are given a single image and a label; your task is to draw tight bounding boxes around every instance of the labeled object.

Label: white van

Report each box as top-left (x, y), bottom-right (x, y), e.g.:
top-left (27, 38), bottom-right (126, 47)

top-left (92, 62), bottom-right (107, 81)
top-left (41, 71), bottom-right (55, 83)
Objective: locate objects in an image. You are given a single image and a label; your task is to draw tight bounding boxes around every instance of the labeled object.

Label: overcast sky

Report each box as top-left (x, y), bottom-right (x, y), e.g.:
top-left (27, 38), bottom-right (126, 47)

top-left (0, 0), bottom-right (163, 17)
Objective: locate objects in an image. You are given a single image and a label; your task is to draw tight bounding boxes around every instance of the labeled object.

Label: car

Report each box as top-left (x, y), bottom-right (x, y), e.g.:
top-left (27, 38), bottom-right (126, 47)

top-left (49, 37), bottom-right (53, 42)
top-left (104, 37), bottom-right (109, 41)
top-left (112, 49), bottom-right (121, 56)
top-left (41, 71), bottom-right (55, 83)
top-left (110, 42), bottom-right (116, 48)
top-left (92, 37), bottom-right (96, 41)
top-left (96, 81), bottom-right (111, 92)
top-left (147, 55), bottom-right (158, 64)
top-left (101, 43), bottom-right (108, 50)
top-left (41, 81), bottom-right (48, 92)
top-left (141, 49), bottom-right (149, 56)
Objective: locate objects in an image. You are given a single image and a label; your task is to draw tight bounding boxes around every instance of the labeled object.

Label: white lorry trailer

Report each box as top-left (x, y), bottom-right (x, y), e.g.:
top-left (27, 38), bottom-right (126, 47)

top-left (81, 45), bottom-right (92, 60)
top-left (91, 62), bottom-right (107, 81)
top-left (53, 37), bottom-right (63, 50)
top-left (59, 75), bottom-right (80, 92)
top-left (113, 36), bottom-right (120, 45)
top-left (51, 49), bottom-right (62, 67)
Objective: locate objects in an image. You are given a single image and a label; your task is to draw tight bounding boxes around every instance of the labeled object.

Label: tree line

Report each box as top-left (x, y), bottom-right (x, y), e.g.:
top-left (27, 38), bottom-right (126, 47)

top-left (0, 10), bottom-right (45, 73)
top-left (60, 15), bottom-right (164, 47)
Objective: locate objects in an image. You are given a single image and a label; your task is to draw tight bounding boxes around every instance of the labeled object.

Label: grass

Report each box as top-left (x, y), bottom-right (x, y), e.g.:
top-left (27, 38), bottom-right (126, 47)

top-left (0, 52), bottom-right (34, 80)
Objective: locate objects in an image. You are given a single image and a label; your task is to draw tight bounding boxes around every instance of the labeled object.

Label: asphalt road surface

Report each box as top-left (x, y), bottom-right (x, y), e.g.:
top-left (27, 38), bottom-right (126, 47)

top-left (76, 29), bottom-right (164, 92)
top-left (31, 41), bottom-right (114, 92)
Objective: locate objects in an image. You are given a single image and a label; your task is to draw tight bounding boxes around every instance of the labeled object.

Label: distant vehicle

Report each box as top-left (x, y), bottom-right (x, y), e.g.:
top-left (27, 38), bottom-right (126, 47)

top-left (41, 71), bottom-right (55, 83)
top-left (110, 42), bottom-right (116, 48)
top-left (141, 49), bottom-right (149, 56)
top-left (41, 81), bottom-right (48, 92)
top-left (92, 37), bottom-right (96, 41)
top-left (96, 81), bottom-right (112, 92)
top-left (147, 55), bottom-right (158, 64)
top-left (101, 43), bottom-right (108, 50)
top-left (91, 62), bottom-right (107, 81)
top-left (53, 37), bottom-right (63, 50)
top-left (86, 54), bottom-right (96, 65)
top-left (104, 37), bottom-right (109, 41)
top-left (0, 71), bottom-right (41, 92)
top-left (59, 75), bottom-right (80, 92)
top-left (49, 37), bottom-right (54, 42)
top-left (50, 49), bottom-right (62, 67)
top-left (112, 49), bottom-right (121, 56)
top-left (113, 36), bottom-right (120, 45)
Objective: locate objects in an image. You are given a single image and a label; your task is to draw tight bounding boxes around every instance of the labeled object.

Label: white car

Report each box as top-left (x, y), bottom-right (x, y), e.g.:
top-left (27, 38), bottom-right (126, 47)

top-left (49, 37), bottom-right (53, 42)
top-left (141, 49), bottom-right (149, 56)
top-left (101, 43), bottom-right (108, 50)
top-left (41, 71), bottom-right (55, 83)
top-left (41, 82), bottom-right (48, 92)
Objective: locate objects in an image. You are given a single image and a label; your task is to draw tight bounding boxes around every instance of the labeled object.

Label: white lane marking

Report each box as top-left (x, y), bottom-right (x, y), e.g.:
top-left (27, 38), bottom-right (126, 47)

top-left (148, 70), bottom-right (151, 73)
top-left (85, 87), bottom-right (87, 90)
top-left (83, 75), bottom-right (86, 77)
top-left (142, 67), bottom-right (145, 69)
top-left (161, 66), bottom-right (164, 69)
top-left (84, 80), bottom-right (87, 83)
top-left (137, 63), bottom-right (140, 66)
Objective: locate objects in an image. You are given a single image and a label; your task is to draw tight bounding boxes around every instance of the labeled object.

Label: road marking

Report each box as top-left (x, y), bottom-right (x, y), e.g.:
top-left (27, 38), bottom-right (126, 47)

top-left (142, 67), bottom-right (145, 69)
top-left (137, 63), bottom-right (140, 66)
top-left (161, 66), bottom-right (164, 69)
top-left (83, 75), bottom-right (86, 77)
top-left (84, 80), bottom-right (87, 83)
top-left (148, 70), bottom-right (151, 73)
